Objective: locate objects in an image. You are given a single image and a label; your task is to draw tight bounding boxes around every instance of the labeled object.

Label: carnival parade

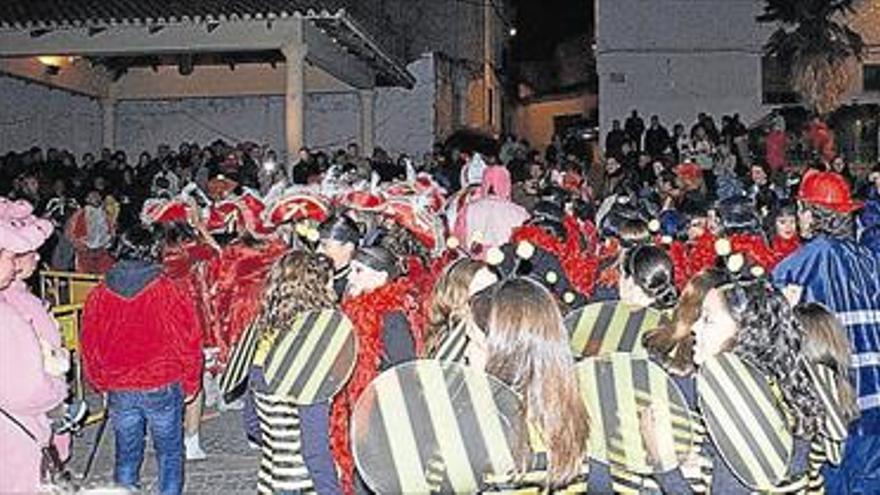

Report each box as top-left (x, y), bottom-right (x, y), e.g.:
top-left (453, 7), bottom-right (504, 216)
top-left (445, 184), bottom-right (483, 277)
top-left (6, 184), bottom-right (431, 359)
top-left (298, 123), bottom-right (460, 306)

top-left (2, 0), bottom-right (880, 494)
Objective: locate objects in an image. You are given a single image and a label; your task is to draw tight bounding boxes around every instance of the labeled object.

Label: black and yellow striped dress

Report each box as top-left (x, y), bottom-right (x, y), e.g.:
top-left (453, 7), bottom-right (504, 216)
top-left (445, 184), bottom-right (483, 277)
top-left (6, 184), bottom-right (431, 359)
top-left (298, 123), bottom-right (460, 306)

top-left (251, 334), bottom-right (316, 495)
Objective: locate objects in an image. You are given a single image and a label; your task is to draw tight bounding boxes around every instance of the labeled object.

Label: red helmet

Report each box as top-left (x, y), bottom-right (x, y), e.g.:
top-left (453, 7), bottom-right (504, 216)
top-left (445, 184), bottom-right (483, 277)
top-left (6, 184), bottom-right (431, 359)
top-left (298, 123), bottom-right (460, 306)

top-left (798, 170), bottom-right (863, 213)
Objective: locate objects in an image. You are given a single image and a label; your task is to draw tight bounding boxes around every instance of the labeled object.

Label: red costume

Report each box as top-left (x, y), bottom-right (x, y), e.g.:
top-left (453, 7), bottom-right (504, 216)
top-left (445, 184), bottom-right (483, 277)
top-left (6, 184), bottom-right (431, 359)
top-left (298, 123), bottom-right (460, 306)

top-left (82, 274), bottom-right (203, 397)
top-left (331, 278), bottom-right (423, 495)
top-left (687, 231), bottom-right (718, 276)
top-left (511, 215), bottom-right (599, 298)
top-left (163, 242), bottom-right (218, 347)
top-left (729, 233), bottom-right (777, 271)
top-left (65, 207), bottom-right (115, 274)
top-left (771, 235), bottom-right (801, 264)
top-left (207, 238), bottom-right (289, 361)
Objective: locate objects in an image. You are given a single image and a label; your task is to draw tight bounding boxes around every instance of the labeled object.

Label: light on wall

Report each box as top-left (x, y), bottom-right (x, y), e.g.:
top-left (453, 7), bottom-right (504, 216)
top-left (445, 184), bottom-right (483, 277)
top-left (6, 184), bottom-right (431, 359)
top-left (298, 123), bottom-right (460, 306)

top-left (36, 55), bottom-right (76, 75)
top-left (37, 55), bottom-right (75, 67)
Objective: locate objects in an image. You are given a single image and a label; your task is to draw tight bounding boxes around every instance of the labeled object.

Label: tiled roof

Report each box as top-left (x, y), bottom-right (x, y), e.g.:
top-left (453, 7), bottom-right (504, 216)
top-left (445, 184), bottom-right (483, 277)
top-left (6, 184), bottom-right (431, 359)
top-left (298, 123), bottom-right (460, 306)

top-left (0, 1), bottom-right (345, 29)
top-left (0, 0), bottom-right (414, 87)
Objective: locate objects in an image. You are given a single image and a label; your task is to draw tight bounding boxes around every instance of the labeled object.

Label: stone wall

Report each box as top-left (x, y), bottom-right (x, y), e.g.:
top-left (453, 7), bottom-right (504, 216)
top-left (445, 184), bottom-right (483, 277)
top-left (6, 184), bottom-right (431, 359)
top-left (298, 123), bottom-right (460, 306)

top-left (0, 75), bottom-right (102, 158)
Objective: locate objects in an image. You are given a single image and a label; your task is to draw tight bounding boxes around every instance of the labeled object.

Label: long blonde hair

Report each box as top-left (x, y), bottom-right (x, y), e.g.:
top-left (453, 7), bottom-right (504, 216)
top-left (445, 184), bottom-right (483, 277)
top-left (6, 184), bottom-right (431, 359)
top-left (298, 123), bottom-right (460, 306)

top-left (485, 278), bottom-right (589, 487)
top-left (254, 250), bottom-right (336, 339)
top-left (794, 302), bottom-right (860, 425)
top-left (426, 258), bottom-right (487, 354)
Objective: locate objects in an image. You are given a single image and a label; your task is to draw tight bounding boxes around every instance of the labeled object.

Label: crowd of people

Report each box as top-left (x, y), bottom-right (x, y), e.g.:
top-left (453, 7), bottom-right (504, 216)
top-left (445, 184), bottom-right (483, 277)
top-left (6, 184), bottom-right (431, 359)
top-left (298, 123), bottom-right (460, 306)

top-left (1, 106), bottom-right (879, 494)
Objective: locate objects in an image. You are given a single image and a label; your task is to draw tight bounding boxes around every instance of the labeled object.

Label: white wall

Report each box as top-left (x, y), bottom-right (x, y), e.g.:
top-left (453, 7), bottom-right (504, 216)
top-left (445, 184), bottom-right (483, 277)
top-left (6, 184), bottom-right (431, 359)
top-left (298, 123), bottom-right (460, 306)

top-left (115, 54), bottom-right (436, 160)
top-left (375, 54), bottom-right (437, 157)
top-left (2, 55), bottom-right (437, 160)
top-left (597, 0), bottom-right (880, 134)
top-left (597, 0), bottom-right (771, 133)
top-left (0, 75), bottom-right (102, 158)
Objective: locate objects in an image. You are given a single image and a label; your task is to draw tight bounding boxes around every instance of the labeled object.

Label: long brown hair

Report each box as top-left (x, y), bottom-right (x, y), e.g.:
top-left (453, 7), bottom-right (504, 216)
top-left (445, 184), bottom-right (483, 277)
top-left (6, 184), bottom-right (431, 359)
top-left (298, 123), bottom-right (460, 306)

top-left (485, 278), bottom-right (589, 487)
top-left (794, 302), bottom-right (860, 425)
top-left (643, 269), bottom-right (724, 375)
top-left (426, 258), bottom-right (487, 354)
top-left (254, 250), bottom-right (336, 339)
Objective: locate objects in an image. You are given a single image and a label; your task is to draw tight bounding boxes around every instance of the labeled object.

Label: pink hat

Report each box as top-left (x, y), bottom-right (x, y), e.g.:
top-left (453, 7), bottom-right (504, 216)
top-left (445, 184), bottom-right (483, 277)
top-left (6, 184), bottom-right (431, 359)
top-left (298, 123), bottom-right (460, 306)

top-left (481, 165), bottom-right (512, 200)
top-left (0, 197), bottom-right (54, 254)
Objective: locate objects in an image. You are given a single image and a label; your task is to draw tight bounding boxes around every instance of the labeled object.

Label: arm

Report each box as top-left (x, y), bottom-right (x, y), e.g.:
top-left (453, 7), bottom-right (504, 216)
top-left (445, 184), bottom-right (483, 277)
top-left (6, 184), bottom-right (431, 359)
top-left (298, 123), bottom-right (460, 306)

top-left (167, 281), bottom-right (205, 398)
top-left (299, 402), bottom-right (343, 495)
top-left (0, 304), bottom-right (67, 414)
top-left (81, 290), bottom-right (108, 392)
top-left (381, 311), bottom-right (416, 368)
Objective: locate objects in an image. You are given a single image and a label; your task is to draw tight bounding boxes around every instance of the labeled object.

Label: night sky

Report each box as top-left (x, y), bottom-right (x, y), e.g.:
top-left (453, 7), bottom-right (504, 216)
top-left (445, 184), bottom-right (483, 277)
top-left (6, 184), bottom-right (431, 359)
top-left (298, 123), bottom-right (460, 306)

top-left (511, 0), bottom-right (592, 61)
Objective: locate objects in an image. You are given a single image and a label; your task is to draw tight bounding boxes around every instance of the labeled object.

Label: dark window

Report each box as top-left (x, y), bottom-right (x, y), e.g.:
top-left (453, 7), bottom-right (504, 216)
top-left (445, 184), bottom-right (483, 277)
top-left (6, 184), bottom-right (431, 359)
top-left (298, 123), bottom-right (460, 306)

top-left (864, 65), bottom-right (880, 92)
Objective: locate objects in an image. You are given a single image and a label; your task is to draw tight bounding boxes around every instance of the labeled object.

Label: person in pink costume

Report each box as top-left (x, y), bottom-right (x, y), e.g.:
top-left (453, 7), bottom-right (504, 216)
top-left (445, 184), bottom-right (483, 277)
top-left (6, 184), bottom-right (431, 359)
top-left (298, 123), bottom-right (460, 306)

top-left (454, 164), bottom-right (529, 255)
top-left (0, 197), bottom-right (69, 494)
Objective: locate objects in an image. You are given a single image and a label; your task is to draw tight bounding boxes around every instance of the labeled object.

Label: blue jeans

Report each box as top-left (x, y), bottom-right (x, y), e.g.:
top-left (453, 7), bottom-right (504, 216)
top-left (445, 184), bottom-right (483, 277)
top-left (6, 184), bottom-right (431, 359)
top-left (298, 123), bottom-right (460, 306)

top-left (108, 383), bottom-right (184, 495)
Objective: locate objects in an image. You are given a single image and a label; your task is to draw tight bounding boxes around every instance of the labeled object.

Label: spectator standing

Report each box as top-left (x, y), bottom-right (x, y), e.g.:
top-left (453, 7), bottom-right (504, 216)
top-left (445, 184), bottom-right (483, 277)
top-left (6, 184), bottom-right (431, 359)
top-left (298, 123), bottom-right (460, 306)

top-left (82, 226), bottom-right (204, 495)
top-left (624, 110), bottom-right (645, 151)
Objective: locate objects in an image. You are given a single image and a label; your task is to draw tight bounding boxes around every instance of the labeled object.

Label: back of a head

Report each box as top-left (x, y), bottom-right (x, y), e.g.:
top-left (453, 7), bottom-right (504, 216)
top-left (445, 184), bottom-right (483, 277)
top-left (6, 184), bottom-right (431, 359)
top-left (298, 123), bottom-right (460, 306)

top-left (716, 195), bottom-right (762, 235)
top-left (113, 225), bottom-right (160, 263)
top-left (623, 245), bottom-right (677, 309)
top-left (484, 277), bottom-right (588, 486)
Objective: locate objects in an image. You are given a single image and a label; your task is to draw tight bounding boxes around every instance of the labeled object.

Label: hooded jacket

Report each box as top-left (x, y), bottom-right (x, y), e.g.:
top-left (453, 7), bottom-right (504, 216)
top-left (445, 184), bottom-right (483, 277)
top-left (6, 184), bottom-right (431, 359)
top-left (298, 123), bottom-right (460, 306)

top-left (453, 165), bottom-right (529, 253)
top-left (82, 260), bottom-right (204, 396)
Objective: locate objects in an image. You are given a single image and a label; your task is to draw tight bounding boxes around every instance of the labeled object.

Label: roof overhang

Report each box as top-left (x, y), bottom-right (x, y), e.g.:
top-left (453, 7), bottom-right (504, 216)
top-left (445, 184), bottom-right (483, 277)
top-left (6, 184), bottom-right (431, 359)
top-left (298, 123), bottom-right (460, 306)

top-left (0, 7), bottom-right (414, 89)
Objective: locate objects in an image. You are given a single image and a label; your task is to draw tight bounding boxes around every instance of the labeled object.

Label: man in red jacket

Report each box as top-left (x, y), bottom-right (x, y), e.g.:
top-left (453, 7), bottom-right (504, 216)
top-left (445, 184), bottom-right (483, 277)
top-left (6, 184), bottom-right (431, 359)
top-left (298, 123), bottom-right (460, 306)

top-left (82, 226), bottom-right (203, 495)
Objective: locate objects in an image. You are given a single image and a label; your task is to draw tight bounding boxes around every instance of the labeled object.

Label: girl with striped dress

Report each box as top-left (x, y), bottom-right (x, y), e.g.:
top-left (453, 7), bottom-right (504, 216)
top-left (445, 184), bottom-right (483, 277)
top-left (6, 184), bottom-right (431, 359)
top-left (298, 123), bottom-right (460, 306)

top-left (640, 272), bottom-right (831, 493)
top-left (247, 251), bottom-right (341, 494)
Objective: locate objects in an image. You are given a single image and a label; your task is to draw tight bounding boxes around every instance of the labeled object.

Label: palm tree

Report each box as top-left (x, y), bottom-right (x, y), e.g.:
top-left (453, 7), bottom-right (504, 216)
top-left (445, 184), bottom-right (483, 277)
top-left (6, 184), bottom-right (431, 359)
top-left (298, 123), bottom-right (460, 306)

top-left (758, 0), bottom-right (865, 115)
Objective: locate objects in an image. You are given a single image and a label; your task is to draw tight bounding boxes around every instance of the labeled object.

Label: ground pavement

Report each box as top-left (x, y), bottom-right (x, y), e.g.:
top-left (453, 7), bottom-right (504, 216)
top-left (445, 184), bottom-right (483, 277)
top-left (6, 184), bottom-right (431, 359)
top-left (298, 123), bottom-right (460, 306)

top-left (68, 406), bottom-right (259, 494)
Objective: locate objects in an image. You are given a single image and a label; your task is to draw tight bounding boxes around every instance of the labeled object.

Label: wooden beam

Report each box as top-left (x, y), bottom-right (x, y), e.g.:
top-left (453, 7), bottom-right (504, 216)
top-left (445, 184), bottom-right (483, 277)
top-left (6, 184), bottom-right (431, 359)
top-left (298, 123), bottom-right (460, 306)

top-left (0, 57), bottom-right (111, 98)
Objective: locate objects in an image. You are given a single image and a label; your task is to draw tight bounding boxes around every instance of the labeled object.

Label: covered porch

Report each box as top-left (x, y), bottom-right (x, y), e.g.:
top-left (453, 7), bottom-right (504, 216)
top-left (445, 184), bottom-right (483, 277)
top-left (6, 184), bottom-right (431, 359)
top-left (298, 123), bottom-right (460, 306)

top-left (0, 0), bottom-right (414, 162)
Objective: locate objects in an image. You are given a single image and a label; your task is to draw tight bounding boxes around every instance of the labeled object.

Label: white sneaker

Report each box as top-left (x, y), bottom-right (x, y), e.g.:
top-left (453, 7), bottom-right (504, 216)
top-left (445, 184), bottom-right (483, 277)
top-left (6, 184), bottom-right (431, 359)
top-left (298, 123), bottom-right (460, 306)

top-left (185, 435), bottom-right (208, 461)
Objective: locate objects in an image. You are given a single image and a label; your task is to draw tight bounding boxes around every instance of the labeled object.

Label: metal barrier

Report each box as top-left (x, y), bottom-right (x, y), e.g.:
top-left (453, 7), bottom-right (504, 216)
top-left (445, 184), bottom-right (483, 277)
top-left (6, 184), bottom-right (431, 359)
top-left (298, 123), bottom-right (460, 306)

top-left (51, 303), bottom-right (105, 426)
top-left (40, 270), bottom-right (102, 307)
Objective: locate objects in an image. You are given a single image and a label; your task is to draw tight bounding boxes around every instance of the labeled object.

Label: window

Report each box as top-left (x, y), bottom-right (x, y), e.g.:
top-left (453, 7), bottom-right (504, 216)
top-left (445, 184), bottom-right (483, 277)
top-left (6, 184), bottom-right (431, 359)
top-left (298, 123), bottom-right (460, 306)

top-left (864, 65), bottom-right (880, 92)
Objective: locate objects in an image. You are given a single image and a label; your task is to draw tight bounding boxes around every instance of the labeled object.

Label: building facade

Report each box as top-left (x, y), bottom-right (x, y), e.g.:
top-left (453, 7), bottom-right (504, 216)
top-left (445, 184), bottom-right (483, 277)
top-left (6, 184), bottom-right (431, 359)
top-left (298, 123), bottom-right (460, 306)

top-left (596, 0), bottom-right (880, 134)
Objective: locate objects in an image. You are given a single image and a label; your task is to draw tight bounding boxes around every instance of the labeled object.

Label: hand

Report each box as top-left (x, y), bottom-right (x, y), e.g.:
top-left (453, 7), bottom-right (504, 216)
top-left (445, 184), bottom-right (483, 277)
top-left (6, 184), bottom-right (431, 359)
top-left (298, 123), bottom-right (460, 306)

top-left (782, 285), bottom-right (803, 306)
top-left (639, 404), bottom-right (661, 467)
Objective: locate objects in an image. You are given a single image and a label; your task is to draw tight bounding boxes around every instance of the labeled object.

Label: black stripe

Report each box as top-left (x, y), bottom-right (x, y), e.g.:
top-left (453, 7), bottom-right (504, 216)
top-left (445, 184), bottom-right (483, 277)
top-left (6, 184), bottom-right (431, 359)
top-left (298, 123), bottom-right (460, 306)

top-left (360, 391), bottom-right (402, 494)
top-left (398, 367), bottom-right (449, 492)
top-left (220, 323), bottom-right (258, 393)
top-left (698, 392), bottom-right (756, 487)
top-left (596, 359), bottom-right (621, 462)
top-left (631, 359), bottom-right (649, 394)
top-left (587, 303), bottom-right (617, 356)
top-left (266, 311), bottom-right (321, 393)
top-left (449, 368), bottom-right (498, 489)
top-left (619, 309), bottom-right (647, 353)
top-left (437, 325), bottom-right (466, 361)
top-left (717, 357), bottom-right (790, 465)
top-left (316, 330), bottom-right (357, 401)
top-left (701, 367), bottom-right (777, 486)
top-left (287, 311), bottom-right (343, 400)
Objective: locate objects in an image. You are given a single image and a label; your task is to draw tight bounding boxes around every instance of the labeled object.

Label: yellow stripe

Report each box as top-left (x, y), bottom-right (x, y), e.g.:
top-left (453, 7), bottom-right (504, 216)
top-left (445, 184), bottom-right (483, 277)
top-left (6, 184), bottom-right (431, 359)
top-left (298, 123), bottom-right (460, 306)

top-left (649, 361), bottom-right (683, 470)
top-left (700, 372), bottom-right (769, 488)
top-left (601, 305), bottom-right (633, 354)
top-left (466, 369), bottom-right (517, 476)
top-left (417, 362), bottom-right (479, 492)
top-left (263, 314), bottom-right (310, 379)
top-left (274, 312), bottom-right (334, 396)
top-left (297, 320), bottom-right (353, 403)
top-left (722, 357), bottom-right (791, 477)
top-left (611, 357), bottom-right (644, 470)
top-left (376, 371), bottom-right (431, 493)
top-left (576, 362), bottom-right (606, 460)
top-left (570, 304), bottom-right (602, 356)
